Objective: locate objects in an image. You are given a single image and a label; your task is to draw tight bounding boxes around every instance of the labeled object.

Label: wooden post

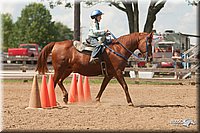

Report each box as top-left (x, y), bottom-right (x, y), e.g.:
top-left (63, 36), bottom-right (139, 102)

top-left (74, 1), bottom-right (80, 41)
top-left (135, 62), bottom-right (139, 84)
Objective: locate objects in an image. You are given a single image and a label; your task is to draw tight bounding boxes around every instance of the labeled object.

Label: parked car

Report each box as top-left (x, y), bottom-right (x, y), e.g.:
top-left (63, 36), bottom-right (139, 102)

top-left (8, 44), bottom-right (41, 57)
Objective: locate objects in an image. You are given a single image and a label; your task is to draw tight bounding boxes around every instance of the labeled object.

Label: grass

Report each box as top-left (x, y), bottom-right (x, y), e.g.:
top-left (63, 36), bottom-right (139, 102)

top-left (2, 77), bottom-right (181, 85)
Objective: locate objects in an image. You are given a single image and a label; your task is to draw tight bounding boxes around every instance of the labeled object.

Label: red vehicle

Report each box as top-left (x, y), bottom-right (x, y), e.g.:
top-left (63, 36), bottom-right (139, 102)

top-left (8, 44), bottom-right (40, 57)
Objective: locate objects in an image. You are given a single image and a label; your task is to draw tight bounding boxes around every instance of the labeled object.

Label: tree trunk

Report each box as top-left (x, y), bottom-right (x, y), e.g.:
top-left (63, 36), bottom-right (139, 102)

top-left (111, 0), bottom-right (165, 33)
top-left (74, 1), bottom-right (80, 41)
top-left (112, 1), bottom-right (139, 33)
top-left (123, 3), bottom-right (135, 33)
top-left (144, 0), bottom-right (166, 33)
top-left (133, 1), bottom-right (139, 32)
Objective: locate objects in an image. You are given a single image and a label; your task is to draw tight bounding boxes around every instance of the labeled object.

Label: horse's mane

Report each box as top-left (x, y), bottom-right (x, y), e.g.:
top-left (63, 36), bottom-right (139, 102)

top-left (111, 32), bottom-right (139, 45)
top-left (112, 32), bottom-right (150, 45)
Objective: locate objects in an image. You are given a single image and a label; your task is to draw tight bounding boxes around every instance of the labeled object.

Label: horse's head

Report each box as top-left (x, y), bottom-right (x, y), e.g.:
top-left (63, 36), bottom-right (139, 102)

top-left (137, 32), bottom-right (153, 63)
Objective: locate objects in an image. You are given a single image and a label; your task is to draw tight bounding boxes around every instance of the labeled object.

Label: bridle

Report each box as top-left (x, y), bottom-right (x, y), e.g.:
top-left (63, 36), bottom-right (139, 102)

top-left (145, 36), bottom-right (152, 62)
top-left (108, 31), bottom-right (152, 62)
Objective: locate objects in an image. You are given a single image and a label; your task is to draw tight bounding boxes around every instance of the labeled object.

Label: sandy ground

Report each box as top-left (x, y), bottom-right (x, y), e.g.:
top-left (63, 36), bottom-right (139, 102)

top-left (2, 79), bottom-right (198, 132)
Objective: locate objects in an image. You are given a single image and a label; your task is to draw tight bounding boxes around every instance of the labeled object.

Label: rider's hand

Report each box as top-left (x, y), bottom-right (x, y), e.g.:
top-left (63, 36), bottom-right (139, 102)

top-left (106, 32), bottom-right (111, 36)
top-left (105, 29), bottom-right (109, 32)
top-left (105, 29), bottom-right (110, 36)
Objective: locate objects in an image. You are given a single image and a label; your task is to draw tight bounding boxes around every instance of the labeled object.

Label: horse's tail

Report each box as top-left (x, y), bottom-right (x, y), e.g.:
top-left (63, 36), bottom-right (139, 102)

top-left (35, 42), bottom-right (55, 74)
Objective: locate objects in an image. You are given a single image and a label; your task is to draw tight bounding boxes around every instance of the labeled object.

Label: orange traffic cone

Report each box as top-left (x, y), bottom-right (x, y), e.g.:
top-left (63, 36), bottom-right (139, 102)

top-left (83, 76), bottom-right (92, 102)
top-left (26, 75), bottom-right (41, 109)
top-left (48, 74), bottom-right (57, 107)
top-left (40, 75), bottom-right (51, 108)
top-left (68, 73), bottom-right (78, 103)
top-left (77, 74), bottom-right (84, 103)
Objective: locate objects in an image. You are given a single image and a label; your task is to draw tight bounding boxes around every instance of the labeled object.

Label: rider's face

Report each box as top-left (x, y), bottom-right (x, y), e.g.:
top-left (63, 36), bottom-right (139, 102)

top-left (96, 15), bottom-right (102, 22)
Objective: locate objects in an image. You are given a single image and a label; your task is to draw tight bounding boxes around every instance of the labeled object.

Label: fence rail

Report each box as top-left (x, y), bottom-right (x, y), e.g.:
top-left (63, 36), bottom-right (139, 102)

top-left (2, 56), bottom-right (52, 64)
top-left (2, 55), bottom-right (199, 80)
top-left (124, 67), bottom-right (196, 73)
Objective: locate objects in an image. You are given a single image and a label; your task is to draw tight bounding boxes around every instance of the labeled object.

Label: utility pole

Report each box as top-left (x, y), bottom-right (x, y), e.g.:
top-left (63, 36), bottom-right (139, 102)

top-left (74, 1), bottom-right (80, 41)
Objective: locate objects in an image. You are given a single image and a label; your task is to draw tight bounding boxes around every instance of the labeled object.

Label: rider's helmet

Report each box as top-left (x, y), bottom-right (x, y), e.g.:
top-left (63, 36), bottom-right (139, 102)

top-left (90, 10), bottom-right (104, 19)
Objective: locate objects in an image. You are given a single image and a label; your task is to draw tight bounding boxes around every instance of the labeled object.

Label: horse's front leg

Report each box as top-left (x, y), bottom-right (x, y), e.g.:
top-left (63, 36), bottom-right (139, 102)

top-left (115, 70), bottom-right (133, 106)
top-left (54, 70), bottom-right (72, 104)
top-left (96, 75), bottom-right (113, 102)
top-left (58, 79), bottom-right (68, 104)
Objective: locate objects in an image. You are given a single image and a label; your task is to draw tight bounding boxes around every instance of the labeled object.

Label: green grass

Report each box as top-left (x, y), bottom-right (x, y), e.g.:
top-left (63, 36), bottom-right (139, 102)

top-left (2, 77), bottom-right (180, 85)
top-left (2, 79), bottom-right (32, 83)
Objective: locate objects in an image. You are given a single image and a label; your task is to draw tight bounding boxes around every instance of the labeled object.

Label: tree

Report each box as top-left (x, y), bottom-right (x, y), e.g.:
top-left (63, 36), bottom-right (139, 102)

top-left (186, 0), bottom-right (200, 6)
top-left (2, 13), bottom-right (14, 51)
top-left (143, 0), bottom-right (166, 33)
top-left (47, 0), bottom-right (166, 33)
top-left (109, 1), bottom-right (139, 32)
top-left (4, 3), bottom-right (73, 49)
top-left (47, 0), bottom-right (80, 40)
top-left (9, 3), bottom-right (56, 48)
top-left (53, 22), bottom-right (73, 41)
top-left (80, 0), bottom-right (166, 33)
top-left (109, 0), bottom-right (166, 33)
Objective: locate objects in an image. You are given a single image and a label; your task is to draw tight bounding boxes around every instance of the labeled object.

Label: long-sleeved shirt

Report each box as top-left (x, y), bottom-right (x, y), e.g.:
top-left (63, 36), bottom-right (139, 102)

top-left (87, 20), bottom-right (106, 38)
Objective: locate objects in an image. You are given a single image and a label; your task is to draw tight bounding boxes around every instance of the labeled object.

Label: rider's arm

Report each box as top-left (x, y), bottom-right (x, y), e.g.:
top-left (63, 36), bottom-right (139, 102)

top-left (88, 22), bottom-right (107, 37)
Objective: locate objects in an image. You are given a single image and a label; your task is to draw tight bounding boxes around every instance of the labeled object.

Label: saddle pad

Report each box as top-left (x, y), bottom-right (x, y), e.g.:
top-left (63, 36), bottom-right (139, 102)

top-left (73, 41), bottom-right (95, 52)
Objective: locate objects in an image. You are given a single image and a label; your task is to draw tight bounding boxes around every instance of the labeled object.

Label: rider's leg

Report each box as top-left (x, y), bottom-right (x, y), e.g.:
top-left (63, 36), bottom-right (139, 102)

top-left (89, 37), bottom-right (106, 63)
top-left (89, 45), bottom-right (101, 63)
top-left (89, 39), bottom-right (100, 63)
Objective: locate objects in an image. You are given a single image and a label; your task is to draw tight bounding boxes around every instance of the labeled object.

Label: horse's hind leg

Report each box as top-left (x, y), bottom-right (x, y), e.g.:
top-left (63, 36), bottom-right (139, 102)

top-left (115, 70), bottom-right (133, 106)
top-left (96, 75), bottom-right (113, 102)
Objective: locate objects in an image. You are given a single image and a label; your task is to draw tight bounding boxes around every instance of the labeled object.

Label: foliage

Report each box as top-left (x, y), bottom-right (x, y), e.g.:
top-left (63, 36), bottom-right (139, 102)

top-left (2, 2), bottom-right (73, 50)
top-left (1, 13), bottom-right (14, 51)
top-left (45, 0), bottom-right (72, 8)
top-left (9, 3), bottom-right (55, 48)
top-left (53, 22), bottom-right (73, 41)
top-left (186, 0), bottom-right (200, 6)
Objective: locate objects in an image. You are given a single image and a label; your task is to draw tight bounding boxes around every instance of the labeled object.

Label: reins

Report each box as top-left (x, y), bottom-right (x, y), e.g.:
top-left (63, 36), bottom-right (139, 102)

top-left (103, 31), bottom-right (151, 62)
top-left (109, 32), bottom-right (139, 59)
top-left (104, 45), bottom-right (129, 61)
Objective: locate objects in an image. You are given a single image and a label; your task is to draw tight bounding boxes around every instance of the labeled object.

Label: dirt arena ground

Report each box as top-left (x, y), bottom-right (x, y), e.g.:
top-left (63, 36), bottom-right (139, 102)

top-left (2, 78), bottom-right (198, 132)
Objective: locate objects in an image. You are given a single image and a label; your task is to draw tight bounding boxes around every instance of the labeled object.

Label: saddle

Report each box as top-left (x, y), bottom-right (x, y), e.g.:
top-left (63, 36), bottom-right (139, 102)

top-left (73, 41), bottom-right (95, 52)
top-left (73, 40), bottom-right (109, 77)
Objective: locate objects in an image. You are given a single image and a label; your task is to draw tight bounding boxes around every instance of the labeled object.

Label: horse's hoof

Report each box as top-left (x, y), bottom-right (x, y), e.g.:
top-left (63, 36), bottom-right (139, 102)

top-left (56, 101), bottom-right (61, 106)
top-left (95, 98), bottom-right (100, 102)
top-left (128, 103), bottom-right (134, 107)
top-left (63, 97), bottom-right (68, 104)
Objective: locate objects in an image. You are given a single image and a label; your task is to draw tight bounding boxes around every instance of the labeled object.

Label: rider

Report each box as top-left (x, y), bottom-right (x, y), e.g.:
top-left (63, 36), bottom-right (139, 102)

top-left (86, 9), bottom-right (109, 63)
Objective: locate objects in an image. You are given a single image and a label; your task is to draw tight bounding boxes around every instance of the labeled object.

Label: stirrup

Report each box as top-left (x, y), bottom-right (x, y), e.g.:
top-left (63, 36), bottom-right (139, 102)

top-left (101, 61), bottom-right (108, 76)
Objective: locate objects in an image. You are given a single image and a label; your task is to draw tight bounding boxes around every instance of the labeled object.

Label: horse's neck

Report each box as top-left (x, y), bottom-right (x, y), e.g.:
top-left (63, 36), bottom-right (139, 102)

top-left (116, 35), bottom-right (138, 57)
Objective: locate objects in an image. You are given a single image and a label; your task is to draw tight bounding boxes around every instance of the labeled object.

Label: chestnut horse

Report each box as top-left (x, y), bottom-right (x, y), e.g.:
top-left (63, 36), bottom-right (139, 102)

top-left (36, 32), bottom-right (153, 106)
